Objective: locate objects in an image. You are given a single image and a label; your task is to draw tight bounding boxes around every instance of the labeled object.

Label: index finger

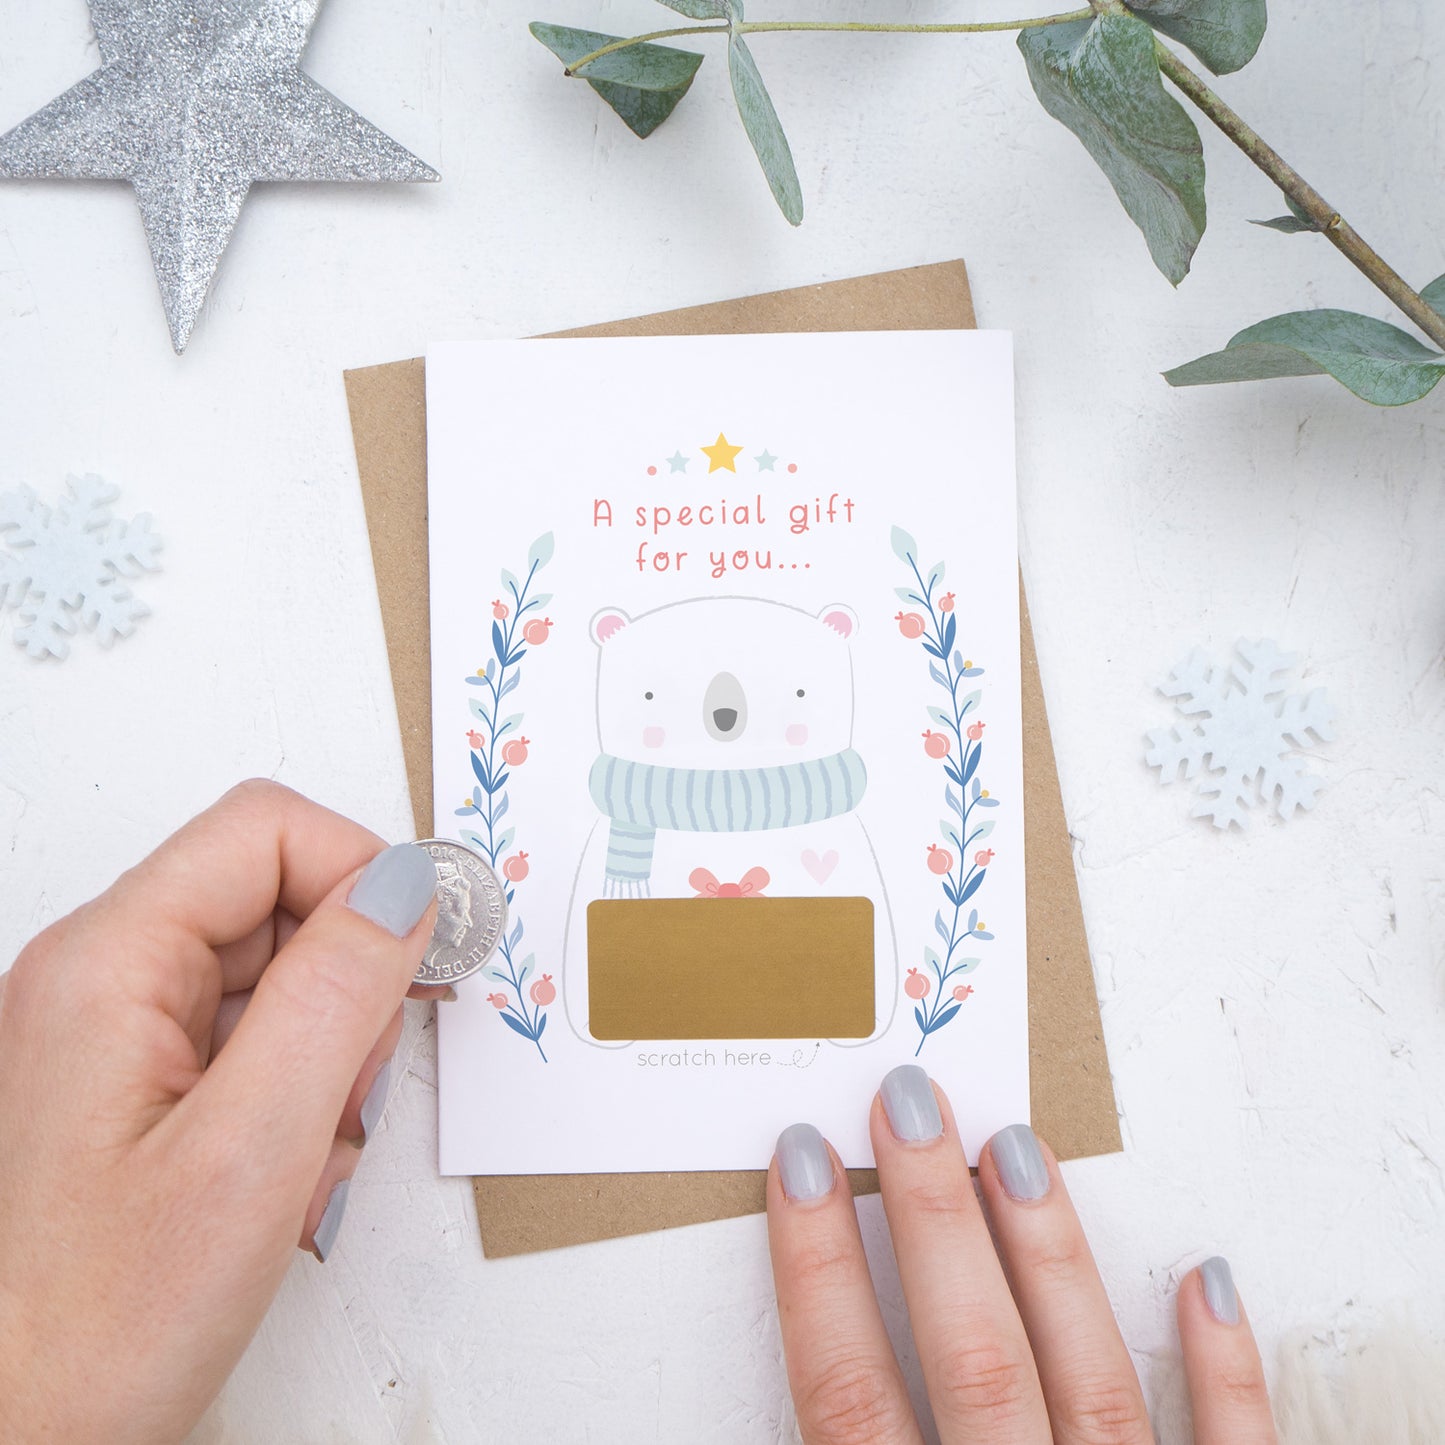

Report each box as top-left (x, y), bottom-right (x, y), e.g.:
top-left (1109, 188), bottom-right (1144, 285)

top-left (108, 779), bottom-right (388, 948)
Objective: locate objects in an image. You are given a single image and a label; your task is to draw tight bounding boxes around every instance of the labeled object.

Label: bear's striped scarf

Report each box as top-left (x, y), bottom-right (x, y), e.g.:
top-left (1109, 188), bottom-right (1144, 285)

top-left (587, 749), bottom-right (868, 896)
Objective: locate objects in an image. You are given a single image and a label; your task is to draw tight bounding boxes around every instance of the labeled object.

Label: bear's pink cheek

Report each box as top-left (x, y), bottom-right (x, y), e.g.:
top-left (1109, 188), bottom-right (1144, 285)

top-left (643, 726), bottom-right (666, 749)
top-left (786, 722), bottom-right (810, 747)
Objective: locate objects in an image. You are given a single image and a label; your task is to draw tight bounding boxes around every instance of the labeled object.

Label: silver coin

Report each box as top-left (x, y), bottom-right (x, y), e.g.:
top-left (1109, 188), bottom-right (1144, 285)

top-left (412, 839), bottom-right (508, 987)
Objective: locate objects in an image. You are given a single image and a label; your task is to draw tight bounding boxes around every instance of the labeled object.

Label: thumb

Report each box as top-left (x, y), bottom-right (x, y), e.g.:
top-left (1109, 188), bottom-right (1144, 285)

top-left (177, 843), bottom-right (438, 1178)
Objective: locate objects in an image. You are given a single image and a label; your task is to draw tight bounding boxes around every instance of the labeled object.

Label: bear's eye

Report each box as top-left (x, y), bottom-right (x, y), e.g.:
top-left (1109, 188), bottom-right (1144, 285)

top-left (796, 688), bottom-right (806, 698)
top-left (644, 691), bottom-right (654, 701)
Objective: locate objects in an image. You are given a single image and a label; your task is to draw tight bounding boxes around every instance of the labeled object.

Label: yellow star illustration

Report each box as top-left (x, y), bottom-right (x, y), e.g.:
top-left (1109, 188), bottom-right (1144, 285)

top-left (701, 432), bottom-right (744, 473)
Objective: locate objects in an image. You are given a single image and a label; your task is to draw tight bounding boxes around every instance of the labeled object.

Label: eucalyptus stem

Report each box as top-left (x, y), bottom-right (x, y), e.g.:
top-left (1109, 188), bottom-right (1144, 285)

top-left (1151, 40), bottom-right (1445, 350)
top-left (564, 10), bottom-right (1094, 76)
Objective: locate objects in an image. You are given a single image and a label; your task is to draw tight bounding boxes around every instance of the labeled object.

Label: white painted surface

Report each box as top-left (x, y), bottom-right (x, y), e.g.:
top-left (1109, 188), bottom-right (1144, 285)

top-left (1, 1), bottom-right (1442, 1439)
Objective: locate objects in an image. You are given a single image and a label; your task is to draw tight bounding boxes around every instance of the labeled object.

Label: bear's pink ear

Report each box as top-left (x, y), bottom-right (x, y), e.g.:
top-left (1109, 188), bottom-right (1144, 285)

top-left (590, 607), bottom-right (631, 645)
top-left (819, 604), bottom-right (858, 640)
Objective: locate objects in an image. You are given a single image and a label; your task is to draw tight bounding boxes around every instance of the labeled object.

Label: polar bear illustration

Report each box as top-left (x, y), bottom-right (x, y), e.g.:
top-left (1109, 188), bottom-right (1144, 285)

top-left (562, 595), bottom-right (897, 1045)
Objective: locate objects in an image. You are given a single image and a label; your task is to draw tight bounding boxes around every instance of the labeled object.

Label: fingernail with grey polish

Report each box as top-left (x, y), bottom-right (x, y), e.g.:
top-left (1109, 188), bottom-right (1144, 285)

top-left (1201, 1256), bottom-right (1240, 1325)
top-left (347, 844), bottom-right (437, 938)
top-left (312, 1180), bottom-right (350, 1264)
top-left (880, 1064), bottom-right (943, 1142)
top-left (360, 1060), bottom-right (391, 1144)
top-left (991, 1124), bottom-right (1050, 1202)
top-left (777, 1122), bottom-right (836, 1201)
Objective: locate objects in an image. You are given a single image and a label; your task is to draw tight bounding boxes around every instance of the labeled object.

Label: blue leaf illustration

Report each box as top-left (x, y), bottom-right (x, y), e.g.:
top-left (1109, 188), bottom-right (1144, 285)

top-left (974, 930), bottom-right (995, 941)
top-left (926, 1003), bottom-right (961, 1034)
top-left (891, 525), bottom-right (918, 564)
top-left (897, 587), bottom-right (924, 604)
top-left (505, 646), bottom-right (528, 668)
top-left (928, 661), bottom-right (949, 689)
top-left (531, 591), bottom-right (553, 609)
top-left (942, 879), bottom-right (960, 906)
top-left (465, 674), bottom-right (488, 687)
top-left (924, 946), bottom-right (941, 972)
top-left (505, 888), bottom-right (515, 904)
top-left (969, 820), bottom-right (995, 843)
top-left (953, 956), bottom-right (982, 975)
top-left (944, 758), bottom-right (964, 786)
top-left (461, 829), bottom-right (488, 855)
top-left (484, 967), bottom-right (508, 983)
top-left (914, 1004), bottom-right (927, 1032)
top-left (968, 908), bottom-right (979, 931)
top-left (927, 562), bottom-right (945, 589)
top-left (940, 819), bottom-right (958, 844)
top-left (962, 665), bottom-right (985, 678)
top-left (485, 658), bottom-right (496, 680)
top-left (496, 828), bottom-right (515, 855)
top-left (971, 777), bottom-right (982, 801)
top-left (494, 793), bottom-right (510, 822)
top-left (470, 753), bottom-right (490, 788)
top-left (491, 620), bottom-right (506, 660)
top-left (509, 918), bottom-right (525, 949)
top-left (942, 614), bottom-right (957, 654)
top-left (501, 568), bottom-right (520, 596)
top-left (469, 698), bottom-right (492, 724)
top-left (537, 1012), bottom-right (548, 1037)
top-left (528, 532), bottom-right (556, 570)
top-left (959, 870), bottom-right (986, 905)
top-left (927, 705), bottom-right (951, 727)
top-left (452, 806), bottom-right (473, 817)
top-left (945, 785), bottom-right (963, 816)
top-left (962, 745), bottom-right (981, 785)
top-left (921, 640), bottom-right (945, 660)
top-left (977, 796), bottom-right (1000, 808)
top-left (500, 1011), bottom-right (535, 1040)
top-left (959, 689), bottom-right (982, 715)
top-left (493, 770), bottom-right (510, 793)
top-left (934, 911), bottom-right (949, 945)
top-left (500, 670), bottom-right (522, 699)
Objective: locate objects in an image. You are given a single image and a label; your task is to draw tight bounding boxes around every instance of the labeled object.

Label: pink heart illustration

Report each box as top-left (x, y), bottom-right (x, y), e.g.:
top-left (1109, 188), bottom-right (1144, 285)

top-left (801, 848), bottom-right (839, 884)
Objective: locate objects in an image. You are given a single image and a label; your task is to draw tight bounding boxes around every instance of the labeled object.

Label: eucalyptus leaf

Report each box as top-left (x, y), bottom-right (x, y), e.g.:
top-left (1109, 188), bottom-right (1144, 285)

top-left (1164, 308), bottom-right (1445, 405)
top-left (1420, 272), bottom-right (1445, 317)
top-left (656, 0), bottom-right (733, 19)
top-left (530, 22), bottom-right (704, 139)
top-left (1124, 0), bottom-right (1266, 76)
top-left (1019, 16), bottom-right (1206, 286)
top-left (1251, 190), bottom-right (1320, 234)
top-left (728, 34), bottom-right (802, 224)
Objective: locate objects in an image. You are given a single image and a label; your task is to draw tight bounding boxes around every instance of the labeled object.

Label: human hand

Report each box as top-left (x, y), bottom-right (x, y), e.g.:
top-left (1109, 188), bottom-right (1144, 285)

top-left (0, 781), bottom-right (442, 1445)
top-left (768, 1064), bottom-right (1276, 1444)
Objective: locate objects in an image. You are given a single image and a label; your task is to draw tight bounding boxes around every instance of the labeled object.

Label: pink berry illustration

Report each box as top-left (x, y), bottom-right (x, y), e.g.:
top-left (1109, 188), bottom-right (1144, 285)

top-left (502, 737), bottom-right (530, 766)
top-left (922, 730), bottom-right (951, 759)
top-left (975, 848), bottom-right (995, 867)
top-left (926, 844), bottom-right (953, 875)
top-left (503, 851), bottom-right (530, 882)
top-left (953, 984), bottom-right (974, 1002)
top-left (530, 974), bottom-right (556, 1006)
top-left (966, 721), bottom-right (986, 741)
top-left (466, 729), bottom-right (485, 749)
top-left (939, 592), bottom-right (956, 613)
top-left (905, 968), bottom-right (931, 1000)
top-left (492, 599), bottom-right (509, 620)
top-left (895, 611), bottom-right (927, 639)
top-left (523, 616), bottom-right (553, 645)
top-left (487, 993), bottom-right (508, 1009)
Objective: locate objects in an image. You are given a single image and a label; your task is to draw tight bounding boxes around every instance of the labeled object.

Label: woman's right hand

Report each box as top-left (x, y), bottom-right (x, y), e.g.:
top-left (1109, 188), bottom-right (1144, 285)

top-left (767, 1064), bottom-right (1276, 1444)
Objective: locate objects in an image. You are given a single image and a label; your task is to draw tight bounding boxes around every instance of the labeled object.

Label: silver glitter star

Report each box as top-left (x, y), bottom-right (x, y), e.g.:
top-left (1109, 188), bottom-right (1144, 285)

top-left (0, 1), bottom-right (438, 351)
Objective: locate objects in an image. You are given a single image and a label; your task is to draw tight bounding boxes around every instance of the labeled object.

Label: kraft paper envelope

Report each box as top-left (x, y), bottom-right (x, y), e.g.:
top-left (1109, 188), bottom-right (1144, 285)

top-left (344, 260), bottom-right (1121, 1258)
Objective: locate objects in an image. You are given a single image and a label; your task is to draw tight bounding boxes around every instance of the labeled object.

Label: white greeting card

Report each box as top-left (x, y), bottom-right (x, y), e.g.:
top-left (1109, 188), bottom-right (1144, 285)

top-left (427, 331), bottom-right (1027, 1175)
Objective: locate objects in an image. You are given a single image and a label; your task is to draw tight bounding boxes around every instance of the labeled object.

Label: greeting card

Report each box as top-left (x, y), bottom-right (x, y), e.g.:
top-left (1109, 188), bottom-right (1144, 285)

top-left (427, 330), bottom-right (1027, 1174)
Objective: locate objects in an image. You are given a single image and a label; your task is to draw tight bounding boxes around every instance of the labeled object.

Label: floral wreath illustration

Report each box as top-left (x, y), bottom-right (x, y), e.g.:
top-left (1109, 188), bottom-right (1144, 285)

top-left (892, 525), bottom-right (999, 1056)
top-left (455, 533), bottom-right (556, 1063)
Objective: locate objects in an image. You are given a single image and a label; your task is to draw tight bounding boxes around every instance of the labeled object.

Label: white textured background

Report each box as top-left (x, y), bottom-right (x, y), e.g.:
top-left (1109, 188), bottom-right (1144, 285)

top-left (1, 1), bottom-right (1443, 1440)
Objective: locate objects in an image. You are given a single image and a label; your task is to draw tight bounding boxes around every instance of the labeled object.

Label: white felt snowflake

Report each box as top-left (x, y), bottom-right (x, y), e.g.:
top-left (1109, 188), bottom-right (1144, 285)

top-left (0, 475), bottom-right (163, 660)
top-left (1145, 639), bottom-right (1335, 829)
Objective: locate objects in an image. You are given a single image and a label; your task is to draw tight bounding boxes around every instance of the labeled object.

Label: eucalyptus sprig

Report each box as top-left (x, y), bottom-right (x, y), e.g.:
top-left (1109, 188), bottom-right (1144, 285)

top-left (531, 0), bottom-right (1445, 406)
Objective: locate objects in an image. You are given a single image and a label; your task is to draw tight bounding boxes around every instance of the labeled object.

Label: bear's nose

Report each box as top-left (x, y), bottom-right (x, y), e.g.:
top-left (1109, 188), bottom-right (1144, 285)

top-left (703, 671), bottom-right (747, 742)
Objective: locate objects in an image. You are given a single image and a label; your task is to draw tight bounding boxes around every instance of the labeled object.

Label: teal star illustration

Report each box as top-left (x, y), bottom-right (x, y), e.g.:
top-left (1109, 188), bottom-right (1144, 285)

top-left (755, 449), bottom-right (777, 471)
top-left (666, 450), bottom-right (690, 473)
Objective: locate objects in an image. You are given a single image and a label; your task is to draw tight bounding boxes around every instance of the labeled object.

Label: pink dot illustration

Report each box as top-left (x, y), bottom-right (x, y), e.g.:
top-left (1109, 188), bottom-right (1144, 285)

top-left (787, 463), bottom-right (798, 473)
top-left (647, 465), bottom-right (657, 475)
